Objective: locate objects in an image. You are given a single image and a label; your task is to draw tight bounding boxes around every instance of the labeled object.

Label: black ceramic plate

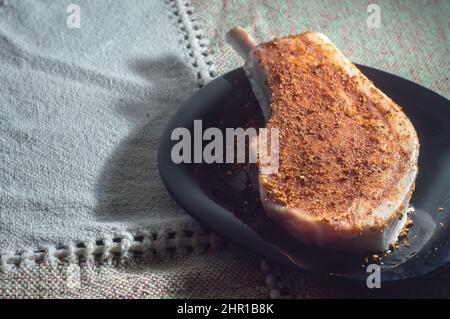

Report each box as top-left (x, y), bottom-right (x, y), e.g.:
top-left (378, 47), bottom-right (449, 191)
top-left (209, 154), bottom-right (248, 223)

top-left (158, 66), bottom-right (450, 282)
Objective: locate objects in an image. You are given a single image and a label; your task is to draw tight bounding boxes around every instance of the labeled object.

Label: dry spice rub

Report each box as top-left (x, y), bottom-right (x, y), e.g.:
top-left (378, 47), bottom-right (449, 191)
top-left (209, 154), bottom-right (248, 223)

top-left (255, 34), bottom-right (409, 228)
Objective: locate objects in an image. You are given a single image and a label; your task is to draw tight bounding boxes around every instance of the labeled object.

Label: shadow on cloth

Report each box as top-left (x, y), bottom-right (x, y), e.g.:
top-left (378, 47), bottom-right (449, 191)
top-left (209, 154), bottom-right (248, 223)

top-left (94, 55), bottom-right (194, 225)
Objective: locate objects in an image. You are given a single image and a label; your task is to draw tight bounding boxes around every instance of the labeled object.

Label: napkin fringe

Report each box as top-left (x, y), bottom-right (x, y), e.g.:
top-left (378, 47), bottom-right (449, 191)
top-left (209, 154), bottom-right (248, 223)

top-left (0, 228), bottom-right (291, 299)
top-left (166, 0), bottom-right (216, 87)
top-left (0, 224), bottom-right (227, 272)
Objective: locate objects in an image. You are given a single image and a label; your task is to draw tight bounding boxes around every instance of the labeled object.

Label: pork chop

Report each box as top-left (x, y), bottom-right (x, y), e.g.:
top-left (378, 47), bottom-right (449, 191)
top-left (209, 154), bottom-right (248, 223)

top-left (226, 27), bottom-right (419, 253)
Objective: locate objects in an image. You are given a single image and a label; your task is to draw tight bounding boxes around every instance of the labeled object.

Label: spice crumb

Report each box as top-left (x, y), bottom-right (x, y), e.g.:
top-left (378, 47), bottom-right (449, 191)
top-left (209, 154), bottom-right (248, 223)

top-left (405, 219), bottom-right (414, 228)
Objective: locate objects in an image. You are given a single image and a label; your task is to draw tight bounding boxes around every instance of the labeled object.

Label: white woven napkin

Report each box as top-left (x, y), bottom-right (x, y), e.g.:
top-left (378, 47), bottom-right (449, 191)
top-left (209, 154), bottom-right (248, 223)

top-left (0, 0), bottom-right (212, 256)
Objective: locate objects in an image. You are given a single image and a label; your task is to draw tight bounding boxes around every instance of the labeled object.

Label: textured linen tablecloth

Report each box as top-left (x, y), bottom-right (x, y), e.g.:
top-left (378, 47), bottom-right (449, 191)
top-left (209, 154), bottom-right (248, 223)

top-left (1, 0), bottom-right (449, 298)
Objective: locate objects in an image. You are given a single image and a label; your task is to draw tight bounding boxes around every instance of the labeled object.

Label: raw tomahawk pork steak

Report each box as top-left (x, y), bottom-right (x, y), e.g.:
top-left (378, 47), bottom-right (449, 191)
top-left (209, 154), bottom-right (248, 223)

top-left (226, 27), bottom-right (419, 252)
